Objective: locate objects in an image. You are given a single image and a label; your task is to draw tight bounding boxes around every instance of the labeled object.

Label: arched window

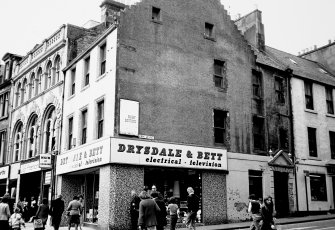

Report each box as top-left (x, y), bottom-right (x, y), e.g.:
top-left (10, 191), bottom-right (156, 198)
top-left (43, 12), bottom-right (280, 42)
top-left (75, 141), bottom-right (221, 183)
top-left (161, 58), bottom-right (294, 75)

top-left (22, 78), bottom-right (27, 104)
top-left (54, 56), bottom-right (61, 85)
top-left (13, 122), bottom-right (23, 162)
top-left (45, 61), bottom-right (52, 90)
top-left (29, 73), bottom-right (35, 99)
top-left (26, 115), bottom-right (38, 159)
top-left (15, 83), bottom-right (21, 107)
top-left (42, 106), bottom-right (56, 153)
top-left (36, 68), bottom-right (42, 96)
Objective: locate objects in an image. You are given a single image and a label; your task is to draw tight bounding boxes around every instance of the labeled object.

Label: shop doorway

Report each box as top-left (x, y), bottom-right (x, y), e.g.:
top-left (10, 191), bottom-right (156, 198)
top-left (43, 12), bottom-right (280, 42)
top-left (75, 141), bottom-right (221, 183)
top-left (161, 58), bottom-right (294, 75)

top-left (274, 171), bottom-right (289, 217)
top-left (20, 171), bottom-right (41, 202)
top-left (144, 167), bottom-right (202, 222)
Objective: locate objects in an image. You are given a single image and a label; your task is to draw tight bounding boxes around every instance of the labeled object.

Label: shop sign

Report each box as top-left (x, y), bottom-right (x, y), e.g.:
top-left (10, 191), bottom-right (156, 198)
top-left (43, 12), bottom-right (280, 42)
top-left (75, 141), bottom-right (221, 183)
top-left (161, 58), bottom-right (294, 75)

top-left (110, 138), bottom-right (228, 171)
top-left (119, 99), bottom-right (139, 136)
top-left (20, 160), bottom-right (41, 174)
top-left (270, 166), bottom-right (293, 173)
top-left (44, 171), bottom-right (51, 185)
top-left (10, 163), bottom-right (20, 179)
top-left (0, 165), bottom-right (9, 180)
top-left (56, 138), bottom-right (110, 175)
top-left (39, 154), bottom-right (52, 169)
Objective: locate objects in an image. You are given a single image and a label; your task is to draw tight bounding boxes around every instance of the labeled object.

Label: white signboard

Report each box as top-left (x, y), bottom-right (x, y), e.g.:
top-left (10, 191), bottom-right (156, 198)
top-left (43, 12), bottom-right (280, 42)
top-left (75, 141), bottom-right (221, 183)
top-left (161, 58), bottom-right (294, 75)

top-left (39, 154), bottom-right (52, 169)
top-left (20, 160), bottom-right (41, 174)
top-left (10, 163), bottom-right (20, 179)
top-left (0, 166), bottom-right (9, 180)
top-left (44, 171), bottom-right (51, 184)
top-left (56, 138), bottom-right (111, 175)
top-left (110, 138), bottom-right (228, 171)
top-left (119, 99), bottom-right (139, 136)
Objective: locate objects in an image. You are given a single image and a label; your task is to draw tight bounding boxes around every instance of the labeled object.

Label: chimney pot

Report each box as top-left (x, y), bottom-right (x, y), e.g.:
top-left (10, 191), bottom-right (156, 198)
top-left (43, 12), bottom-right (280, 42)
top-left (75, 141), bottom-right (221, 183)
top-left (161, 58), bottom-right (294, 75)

top-left (329, 39), bottom-right (332, 44)
top-left (314, 45), bottom-right (317, 50)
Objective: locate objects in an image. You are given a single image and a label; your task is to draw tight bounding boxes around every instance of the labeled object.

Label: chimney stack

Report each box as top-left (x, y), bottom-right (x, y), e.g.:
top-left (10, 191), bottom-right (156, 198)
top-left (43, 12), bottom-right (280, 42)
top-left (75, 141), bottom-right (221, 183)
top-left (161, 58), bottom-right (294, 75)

top-left (100, 0), bottom-right (126, 26)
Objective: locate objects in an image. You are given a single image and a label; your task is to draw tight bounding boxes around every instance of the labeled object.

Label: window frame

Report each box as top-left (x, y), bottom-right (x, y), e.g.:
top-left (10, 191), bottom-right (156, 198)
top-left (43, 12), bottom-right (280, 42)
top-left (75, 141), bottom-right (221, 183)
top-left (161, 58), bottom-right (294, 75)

top-left (305, 81), bottom-right (314, 110)
top-left (81, 109), bottom-right (88, 145)
top-left (97, 100), bottom-right (104, 139)
top-left (152, 6), bottom-right (161, 21)
top-left (100, 43), bottom-right (106, 76)
top-left (329, 131), bottom-right (335, 159)
top-left (84, 56), bottom-right (90, 87)
top-left (213, 109), bottom-right (227, 145)
top-left (310, 174), bottom-right (327, 201)
top-left (253, 116), bottom-right (265, 151)
top-left (326, 87), bottom-right (334, 114)
top-left (248, 170), bottom-right (263, 200)
top-left (275, 76), bottom-right (285, 104)
top-left (68, 116), bottom-right (74, 150)
top-left (213, 59), bottom-right (225, 88)
top-left (70, 67), bottom-right (76, 96)
top-left (204, 22), bottom-right (214, 39)
top-left (308, 127), bottom-right (317, 157)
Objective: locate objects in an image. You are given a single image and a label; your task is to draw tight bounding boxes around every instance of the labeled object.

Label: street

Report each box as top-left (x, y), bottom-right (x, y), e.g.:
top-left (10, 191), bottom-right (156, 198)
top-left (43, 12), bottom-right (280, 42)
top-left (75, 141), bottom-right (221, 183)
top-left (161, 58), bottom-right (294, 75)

top-left (265, 219), bottom-right (335, 230)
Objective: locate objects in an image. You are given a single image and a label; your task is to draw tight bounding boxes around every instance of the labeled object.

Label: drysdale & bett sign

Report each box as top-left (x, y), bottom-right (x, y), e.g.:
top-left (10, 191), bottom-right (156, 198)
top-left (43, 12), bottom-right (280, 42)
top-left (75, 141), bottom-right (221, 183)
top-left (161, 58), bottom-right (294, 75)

top-left (56, 137), bottom-right (227, 175)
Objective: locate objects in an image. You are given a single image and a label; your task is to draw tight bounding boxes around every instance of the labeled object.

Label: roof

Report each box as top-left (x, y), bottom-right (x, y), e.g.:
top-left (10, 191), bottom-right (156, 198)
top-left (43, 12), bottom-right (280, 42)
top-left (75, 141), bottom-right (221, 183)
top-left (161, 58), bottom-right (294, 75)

top-left (256, 46), bottom-right (335, 86)
top-left (0, 65), bottom-right (4, 76)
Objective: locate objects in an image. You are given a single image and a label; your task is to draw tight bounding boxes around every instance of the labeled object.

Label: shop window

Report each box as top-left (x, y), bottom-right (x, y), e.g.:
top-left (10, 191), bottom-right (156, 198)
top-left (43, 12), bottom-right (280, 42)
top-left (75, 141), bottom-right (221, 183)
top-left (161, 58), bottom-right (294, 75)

top-left (253, 116), bottom-right (265, 151)
top-left (329, 131), bottom-right (335, 159)
top-left (81, 109), bottom-right (88, 145)
top-left (84, 56), bottom-right (90, 87)
top-left (100, 44), bottom-right (106, 76)
top-left (275, 76), bottom-right (285, 104)
top-left (97, 100), bottom-right (104, 139)
top-left (308, 127), bottom-right (317, 157)
top-left (213, 60), bottom-right (225, 88)
top-left (326, 87), bottom-right (334, 114)
top-left (213, 109), bottom-right (227, 145)
top-left (304, 81), bottom-right (314, 110)
top-left (84, 171), bottom-right (99, 223)
top-left (68, 117), bottom-right (73, 150)
top-left (152, 7), bottom-right (161, 21)
top-left (310, 174), bottom-right (327, 201)
top-left (248, 170), bottom-right (263, 200)
top-left (70, 68), bottom-right (76, 96)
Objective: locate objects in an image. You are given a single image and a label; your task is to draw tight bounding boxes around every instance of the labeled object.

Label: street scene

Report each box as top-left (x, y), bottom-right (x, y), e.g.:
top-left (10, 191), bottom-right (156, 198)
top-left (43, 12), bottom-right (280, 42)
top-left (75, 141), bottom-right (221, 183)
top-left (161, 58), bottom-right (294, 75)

top-left (1, 0), bottom-right (335, 229)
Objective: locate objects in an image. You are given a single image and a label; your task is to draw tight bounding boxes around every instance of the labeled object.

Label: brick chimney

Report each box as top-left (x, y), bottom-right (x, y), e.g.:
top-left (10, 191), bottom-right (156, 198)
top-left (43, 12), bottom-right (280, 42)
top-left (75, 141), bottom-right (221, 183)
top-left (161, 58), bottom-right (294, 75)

top-left (235, 10), bottom-right (265, 51)
top-left (100, 0), bottom-right (126, 26)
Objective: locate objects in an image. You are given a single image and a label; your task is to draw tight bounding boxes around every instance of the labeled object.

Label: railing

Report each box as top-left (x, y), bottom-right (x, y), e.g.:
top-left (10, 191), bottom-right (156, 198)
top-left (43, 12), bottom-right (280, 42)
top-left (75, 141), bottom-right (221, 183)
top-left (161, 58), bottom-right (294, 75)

top-left (17, 25), bottom-right (66, 74)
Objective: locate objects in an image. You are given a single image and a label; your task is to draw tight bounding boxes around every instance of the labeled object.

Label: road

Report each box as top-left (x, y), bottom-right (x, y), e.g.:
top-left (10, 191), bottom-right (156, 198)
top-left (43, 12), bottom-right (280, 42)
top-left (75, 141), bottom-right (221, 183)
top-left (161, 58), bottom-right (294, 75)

top-left (274, 219), bottom-right (335, 230)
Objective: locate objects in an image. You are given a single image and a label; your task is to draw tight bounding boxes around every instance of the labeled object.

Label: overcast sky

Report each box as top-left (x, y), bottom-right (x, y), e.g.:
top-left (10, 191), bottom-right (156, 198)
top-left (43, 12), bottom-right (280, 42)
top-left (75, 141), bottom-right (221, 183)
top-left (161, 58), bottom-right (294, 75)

top-left (1, 0), bottom-right (335, 64)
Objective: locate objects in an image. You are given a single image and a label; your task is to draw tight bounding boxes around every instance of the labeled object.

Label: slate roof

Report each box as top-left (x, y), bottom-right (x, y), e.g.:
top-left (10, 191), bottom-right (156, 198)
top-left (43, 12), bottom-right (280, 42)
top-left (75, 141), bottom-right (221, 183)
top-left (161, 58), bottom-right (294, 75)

top-left (255, 46), bottom-right (335, 86)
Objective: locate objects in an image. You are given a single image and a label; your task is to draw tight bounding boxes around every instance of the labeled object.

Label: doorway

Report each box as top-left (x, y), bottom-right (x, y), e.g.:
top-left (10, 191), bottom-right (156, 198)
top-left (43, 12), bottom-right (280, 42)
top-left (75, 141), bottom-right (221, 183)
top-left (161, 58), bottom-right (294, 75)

top-left (274, 171), bottom-right (289, 217)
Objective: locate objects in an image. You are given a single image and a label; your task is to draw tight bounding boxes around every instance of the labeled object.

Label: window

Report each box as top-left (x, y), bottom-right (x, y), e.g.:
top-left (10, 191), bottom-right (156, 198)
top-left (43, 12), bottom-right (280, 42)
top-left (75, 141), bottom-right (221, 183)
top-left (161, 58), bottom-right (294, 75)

top-left (100, 44), bottom-right (106, 75)
top-left (21, 79), bottom-right (27, 104)
top-left (36, 68), bottom-right (42, 96)
top-left (214, 60), bottom-right (225, 88)
top-left (26, 115), bottom-right (37, 159)
top-left (13, 123), bottom-right (23, 162)
top-left (279, 128), bottom-right (289, 150)
top-left (54, 56), bottom-right (61, 85)
top-left (0, 131), bottom-right (6, 164)
top-left (70, 68), bottom-right (76, 96)
top-left (4, 63), bottom-right (9, 80)
top-left (15, 83), bottom-right (21, 107)
top-left (249, 170), bottom-right (263, 200)
top-left (68, 117), bottom-right (73, 150)
top-left (205, 22), bottom-right (214, 38)
top-left (28, 73), bottom-right (35, 99)
top-left (97, 100), bottom-right (104, 139)
top-left (84, 56), bottom-right (90, 86)
top-left (43, 107), bottom-right (56, 153)
top-left (308, 127), bottom-right (317, 157)
top-left (213, 109), bottom-right (227, 144)
top-left (310, 174), bottom-right (327, 201)
top-left (275, 77), bottom-right (285, 104)
top-left (330, 131), bottom-right (335, 159)
top-left (81, 109), bottom-right (88, 145)
top-left (253, 116), bottom-right (265, 151)
top-left (0, 92), bottom-right (9, 117)
top-left (45, 61), bottom-right (52, 90)
top-left (326, 87), bottom-right (334, 114)
top-left (152, 7), bottom-right (161, 21)
top-left (253, 70), bottom-right (262, 98)
top-left (305, 81), bottom-right (314, 110)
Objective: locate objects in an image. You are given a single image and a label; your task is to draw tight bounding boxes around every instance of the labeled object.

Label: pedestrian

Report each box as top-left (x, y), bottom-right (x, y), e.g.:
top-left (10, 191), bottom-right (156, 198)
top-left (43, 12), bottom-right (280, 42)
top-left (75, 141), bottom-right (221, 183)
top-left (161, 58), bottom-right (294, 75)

top-left (50, 194), bottom-right (65, 230)
top-left (248, 194), bottom-right (261, 230)
top-left (29, 196), bottom-right (38, 222)
top-left (0, 194), bottom-right (11, 230)
top-left (185, 187), bottom-right (199, 230)
top-left (151, 191), bottom-right (167, 230)
top-left (9, 207), bottom-right (25, 230)
top-left (35, 198), bottom-right (49, 230)
top-left (260, 196), bottom-right (275, 230)
top-left (167, 197), bottom-right (179, 230)
top-left (78, 195), bottom-right (84, 230)
top-left (130, 190), bottom-right (141, 230)
top-left (66, 195), bottom-right (82, 230)
top-left (138, 190), bottom-right (160, 230)
top-left (22, 197), bottom-right (29, 222)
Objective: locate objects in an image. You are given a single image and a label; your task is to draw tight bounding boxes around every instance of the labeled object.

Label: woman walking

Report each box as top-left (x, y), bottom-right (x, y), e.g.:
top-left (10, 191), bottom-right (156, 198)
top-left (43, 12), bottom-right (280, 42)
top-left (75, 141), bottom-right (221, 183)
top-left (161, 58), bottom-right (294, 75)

top-left (0, 194), bottom-right (11, 230)
top-left (35, 198), bottom-right (50, 230)
top-left (260, 196), bottom-right (275, 230)
top-left (138, 190), bottom-right (160, 230)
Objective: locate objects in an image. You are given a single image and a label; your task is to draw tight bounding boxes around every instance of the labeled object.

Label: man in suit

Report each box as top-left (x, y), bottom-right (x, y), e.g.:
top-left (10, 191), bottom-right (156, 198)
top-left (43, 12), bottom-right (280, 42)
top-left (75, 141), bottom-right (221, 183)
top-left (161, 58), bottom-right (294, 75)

top-left (50, 194), bottom-right (65, 230)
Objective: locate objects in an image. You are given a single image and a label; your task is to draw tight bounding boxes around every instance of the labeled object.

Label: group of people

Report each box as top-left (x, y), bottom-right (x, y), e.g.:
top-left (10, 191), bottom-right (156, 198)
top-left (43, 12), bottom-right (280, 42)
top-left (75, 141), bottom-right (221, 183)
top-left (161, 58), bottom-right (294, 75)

top-left (248, 194), bottom-right (276, 230)
top-left (130, 185), bottom-right (199, 230)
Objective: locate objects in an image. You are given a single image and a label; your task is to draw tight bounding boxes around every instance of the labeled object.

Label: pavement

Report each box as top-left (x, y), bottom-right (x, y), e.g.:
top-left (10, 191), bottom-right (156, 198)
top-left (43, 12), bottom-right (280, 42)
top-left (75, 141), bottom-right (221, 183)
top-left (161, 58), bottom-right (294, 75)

top-left (24, 213), bottom-right (335, 230)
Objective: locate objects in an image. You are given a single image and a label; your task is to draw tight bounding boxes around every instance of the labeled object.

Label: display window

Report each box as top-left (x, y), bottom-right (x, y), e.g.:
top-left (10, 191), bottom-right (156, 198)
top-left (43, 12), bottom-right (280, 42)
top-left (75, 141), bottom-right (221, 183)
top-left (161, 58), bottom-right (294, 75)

top-left (144, 167), bottom-right (202, 223)
top-left (82, 170), bottom-right (99, 223)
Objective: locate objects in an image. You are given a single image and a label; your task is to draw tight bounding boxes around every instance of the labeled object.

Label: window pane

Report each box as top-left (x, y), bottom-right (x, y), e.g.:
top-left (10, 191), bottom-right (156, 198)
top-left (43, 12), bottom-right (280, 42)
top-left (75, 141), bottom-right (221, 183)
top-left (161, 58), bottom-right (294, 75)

top-left (310, 174), bottom-right (327, 201)
top-left (308, 127), bottom-right (317, 157)
top-left (330, 131), bottom-right (335, 159)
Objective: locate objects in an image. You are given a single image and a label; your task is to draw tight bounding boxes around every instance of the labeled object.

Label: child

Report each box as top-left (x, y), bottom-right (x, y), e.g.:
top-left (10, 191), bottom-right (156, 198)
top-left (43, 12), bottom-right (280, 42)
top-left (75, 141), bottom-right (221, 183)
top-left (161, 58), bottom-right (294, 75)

top-left (167, 197), bottom-right (179, 230)
top-left (9, 207), bottom-right (26, 230)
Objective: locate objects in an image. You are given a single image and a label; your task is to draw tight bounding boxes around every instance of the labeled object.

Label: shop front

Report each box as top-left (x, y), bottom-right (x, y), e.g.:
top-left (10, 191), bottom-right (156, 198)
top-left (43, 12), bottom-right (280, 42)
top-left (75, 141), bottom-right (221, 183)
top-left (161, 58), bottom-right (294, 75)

top-left (0, 165), bottom-right (9, 196)
top-left (56, 137), bottom-right (228, 229)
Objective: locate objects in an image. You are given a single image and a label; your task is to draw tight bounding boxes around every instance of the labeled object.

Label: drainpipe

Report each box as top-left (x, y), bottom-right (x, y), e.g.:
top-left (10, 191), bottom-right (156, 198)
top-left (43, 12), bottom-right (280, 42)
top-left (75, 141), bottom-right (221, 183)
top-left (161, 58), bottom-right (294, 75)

top-left (286, 68), bottom-right (299, 212)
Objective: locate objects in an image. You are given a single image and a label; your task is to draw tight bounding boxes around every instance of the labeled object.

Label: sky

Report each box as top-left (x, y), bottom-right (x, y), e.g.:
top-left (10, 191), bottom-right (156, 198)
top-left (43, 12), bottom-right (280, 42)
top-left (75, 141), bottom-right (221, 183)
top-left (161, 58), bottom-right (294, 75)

top-left (1, 0), bottom-right (335, 64)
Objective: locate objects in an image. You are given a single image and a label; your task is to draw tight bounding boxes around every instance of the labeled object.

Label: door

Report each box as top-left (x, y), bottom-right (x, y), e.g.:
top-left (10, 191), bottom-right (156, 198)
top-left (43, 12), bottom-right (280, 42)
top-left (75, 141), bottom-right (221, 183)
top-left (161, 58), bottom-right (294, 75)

top-left (274, 171), bottom-right (289, 217)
